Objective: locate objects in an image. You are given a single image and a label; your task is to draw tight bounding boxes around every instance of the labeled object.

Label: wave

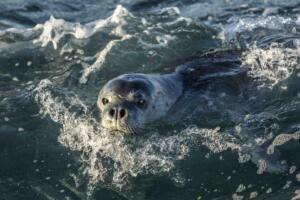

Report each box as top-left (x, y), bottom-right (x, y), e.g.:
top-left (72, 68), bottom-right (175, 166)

top-left (28, 5), bottom-right (216, 84)
top-left (33, 5), bottom-right (132, 49)
top-left (33, 78), bottom-right (281, 196)
top-left (33, 76), bottom-right (300, 196)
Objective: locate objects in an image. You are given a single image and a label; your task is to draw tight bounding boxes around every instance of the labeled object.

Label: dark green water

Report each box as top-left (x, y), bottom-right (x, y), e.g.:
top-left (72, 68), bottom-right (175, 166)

top-left (0, 0), bottom-right (300, 199)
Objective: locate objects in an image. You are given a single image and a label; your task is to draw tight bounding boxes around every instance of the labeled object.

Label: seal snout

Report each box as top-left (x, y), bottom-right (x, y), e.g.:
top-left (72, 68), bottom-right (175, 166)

top-left (100, 99), bottom-right (139, 134)
top-left (108, 106), bottom-right (128, 122)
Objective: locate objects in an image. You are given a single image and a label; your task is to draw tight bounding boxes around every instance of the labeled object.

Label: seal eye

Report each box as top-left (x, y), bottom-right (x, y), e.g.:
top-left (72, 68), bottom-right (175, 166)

top-left (137, 99), bottom-right (146, 107)
top-left (102, 98), bottom-right (109, 105)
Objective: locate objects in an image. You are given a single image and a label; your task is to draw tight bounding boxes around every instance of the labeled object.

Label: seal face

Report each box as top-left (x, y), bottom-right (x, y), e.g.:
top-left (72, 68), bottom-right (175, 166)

top-left (97, 73), bottom-right (182, 134)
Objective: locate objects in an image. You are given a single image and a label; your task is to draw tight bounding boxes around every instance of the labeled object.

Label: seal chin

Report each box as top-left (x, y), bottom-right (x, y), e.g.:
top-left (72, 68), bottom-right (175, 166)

top-left (106, 126), bottom-right (138, 134)
top-left (101, 120), bottom-right (139, 134)
top-left (119, 125), bottom-right (138, 134)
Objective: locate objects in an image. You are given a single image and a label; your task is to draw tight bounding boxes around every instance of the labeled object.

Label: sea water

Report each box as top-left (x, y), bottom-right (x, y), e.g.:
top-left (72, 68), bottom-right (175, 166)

top-left (0, 0), bottom-right (300, 199)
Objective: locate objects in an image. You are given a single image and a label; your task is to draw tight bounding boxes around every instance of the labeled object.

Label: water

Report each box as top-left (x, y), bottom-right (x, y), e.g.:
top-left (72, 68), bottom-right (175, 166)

top-left (0, 0), bottom-right (300, 199)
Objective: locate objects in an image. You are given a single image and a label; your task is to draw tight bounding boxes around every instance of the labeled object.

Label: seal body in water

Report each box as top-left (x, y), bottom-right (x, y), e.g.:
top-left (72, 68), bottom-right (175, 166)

top-left (97, 51), bottom-right (243, 134)
top-left (97, 73), bottom-right (182, 133)
top-left (96, 51), bottom-right (287, 174)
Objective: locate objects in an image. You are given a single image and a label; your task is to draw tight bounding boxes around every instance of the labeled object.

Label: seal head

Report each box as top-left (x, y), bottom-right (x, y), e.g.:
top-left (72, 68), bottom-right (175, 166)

top-left (97, 73), bottom-right (182, 134)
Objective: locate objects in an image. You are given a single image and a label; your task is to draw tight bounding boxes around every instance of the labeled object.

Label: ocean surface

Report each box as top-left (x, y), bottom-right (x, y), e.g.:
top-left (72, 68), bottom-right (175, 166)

top-left (0, 0), bottom-right (300, 199)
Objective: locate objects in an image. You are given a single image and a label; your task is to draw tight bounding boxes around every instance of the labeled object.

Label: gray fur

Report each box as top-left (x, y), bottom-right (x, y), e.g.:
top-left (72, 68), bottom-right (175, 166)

top-left (97, 73), bottom-right (182, 133)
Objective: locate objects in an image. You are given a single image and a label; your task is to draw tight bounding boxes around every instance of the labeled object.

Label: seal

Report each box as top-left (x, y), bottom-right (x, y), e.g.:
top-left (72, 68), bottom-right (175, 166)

top-left (97, 50), bottom-right (243, 134)
top-left (97, 73), bottom-right (182, 133)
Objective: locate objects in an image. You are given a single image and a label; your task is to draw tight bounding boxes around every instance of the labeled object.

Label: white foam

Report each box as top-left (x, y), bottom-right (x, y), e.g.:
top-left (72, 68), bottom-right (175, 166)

top-left (290, 166), bottom-right (297, 174)
top-left (249, 191), bottom-right (258, 199)
top-left (180, 126), bottom-right (242, 153)
top-left (292, 190), bottom-right (300, 200)
top-left (138, 34), bottom-right (176, 49)
top-left (267, 131), bottom-right (300, 155)
top-left (266, 187), bottom-right (272, 193)
top-left (33, 5), bottom-right (132, 50)
top-left (232, 193), bottom-right (244, 200)
top-left (242, 43), bottom-right (300, 89)
top-left (236, 184), bottom-right (246, 193)
top-left (256, 159), bottom-right (267, 175)
top-left (282, 180), bottom-right (292, 189)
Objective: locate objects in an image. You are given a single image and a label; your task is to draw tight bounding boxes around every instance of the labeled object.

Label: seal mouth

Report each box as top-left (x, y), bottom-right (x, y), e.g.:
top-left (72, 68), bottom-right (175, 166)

top-left (118, 124), bottom-right (138, 134)
top-left (100, 116), bottom-right (140, 134)
top-left (115, 118), bottom-right (138, 134)
top-left (103, 122), bottom-right (138, 135)
top-left (108, 127), bottom-right (138, 135)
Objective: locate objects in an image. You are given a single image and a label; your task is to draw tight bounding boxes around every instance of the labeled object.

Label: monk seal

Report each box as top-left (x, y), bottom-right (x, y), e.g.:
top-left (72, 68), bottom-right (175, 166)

top-left (97, 50), bottom-right (243, 134)
top-left (97, 73), bottom-right (182, 133)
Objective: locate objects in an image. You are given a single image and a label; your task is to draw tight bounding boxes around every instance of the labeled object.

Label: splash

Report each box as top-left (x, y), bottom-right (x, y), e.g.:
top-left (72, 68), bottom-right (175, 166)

top-left (34, 79), bottom-right (244, 192)
top-left (33, 5), bottom-right (132, 50)
top-left (242, 43), bottom-right (300, 89)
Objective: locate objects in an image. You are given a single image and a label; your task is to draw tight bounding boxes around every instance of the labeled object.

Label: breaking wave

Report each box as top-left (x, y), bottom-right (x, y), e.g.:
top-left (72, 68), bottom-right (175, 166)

top-left (30, 5), bottom-right (216, 84)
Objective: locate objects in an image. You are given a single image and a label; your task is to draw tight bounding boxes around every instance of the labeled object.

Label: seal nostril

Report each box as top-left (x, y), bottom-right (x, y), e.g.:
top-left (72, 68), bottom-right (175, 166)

top-left (119, 109), bottom-right (126, 119)
top-left (109, 108), bottom-right (115, 117)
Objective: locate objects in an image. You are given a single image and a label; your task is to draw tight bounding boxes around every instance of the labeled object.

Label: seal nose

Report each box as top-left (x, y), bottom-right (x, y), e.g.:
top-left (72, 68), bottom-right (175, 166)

top-left (109, 108), bottom-right (116, 118)
top-left (119, 108), bottom-right (126, 119)
top-left (108, 107), bottom-right (127, 121)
